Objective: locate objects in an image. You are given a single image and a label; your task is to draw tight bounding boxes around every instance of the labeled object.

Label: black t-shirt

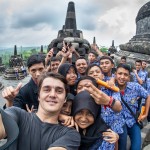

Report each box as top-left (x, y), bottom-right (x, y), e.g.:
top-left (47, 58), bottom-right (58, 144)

top-left (5, 107), bottom-right (80, 150)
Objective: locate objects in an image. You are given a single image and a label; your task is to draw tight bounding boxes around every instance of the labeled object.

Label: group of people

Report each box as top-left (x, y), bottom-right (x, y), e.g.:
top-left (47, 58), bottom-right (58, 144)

top-left (0, 43), bottom-right (150, 150)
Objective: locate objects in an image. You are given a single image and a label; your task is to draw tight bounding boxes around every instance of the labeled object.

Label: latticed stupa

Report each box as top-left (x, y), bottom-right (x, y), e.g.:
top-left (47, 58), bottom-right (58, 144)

top-left (47, 1), bottom-right (90, 61)
top-left (4, 45), bottom-right (25, 80)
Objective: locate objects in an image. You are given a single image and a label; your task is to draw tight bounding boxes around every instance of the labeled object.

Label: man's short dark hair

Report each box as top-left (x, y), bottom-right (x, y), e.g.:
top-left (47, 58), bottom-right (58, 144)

top-left (27, 54), bottom-right (45, 68)
top-left (89, 51), bottom-right (98, 58)
top-left (76, 76), bottom-right (98, 88)
top-left (121, 56), bottom-right (126, 60)
top-left (51, 57), bottom-right (61, 62)
top-left (76, 56), bottom-right (87, 62)
top-left (135, 59), bottom-right (142, 65)
top-left (117, 64), bottom-right (131, 74)
top-left (99, 56), bottom-right (114, 64)
top-left (38, 72), bottom-right (67, 97)
top-left (86, 64), bottom-right (102, 75)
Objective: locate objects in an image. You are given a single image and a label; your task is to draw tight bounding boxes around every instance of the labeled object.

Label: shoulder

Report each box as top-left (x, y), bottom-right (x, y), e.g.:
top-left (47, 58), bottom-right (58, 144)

top-left (53, 124), bottom-right (80, 140)
top-left (127, 82), bottom-right (140, 88)
top-left (4, 106), bottom-right (30, 122)
top-left (5, 106), bottom-right (27, 116)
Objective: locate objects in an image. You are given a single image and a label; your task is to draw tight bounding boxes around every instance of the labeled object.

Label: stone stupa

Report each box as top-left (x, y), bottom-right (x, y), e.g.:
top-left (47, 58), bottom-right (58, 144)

top-left (47, 1), bottom-right (90, 61)
top-left (0, 57), bottom-right (5, 73)
top-left (4, 45), bottom-right (25, 80)
top-left (115, 1), bottom-right (150, 72)
top-left (109, 40), bottom-right (117, 54)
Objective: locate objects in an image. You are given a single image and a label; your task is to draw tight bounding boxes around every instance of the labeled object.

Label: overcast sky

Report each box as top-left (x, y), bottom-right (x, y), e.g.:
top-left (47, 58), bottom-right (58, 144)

top-left (0, 0), bottom-right (149, 48)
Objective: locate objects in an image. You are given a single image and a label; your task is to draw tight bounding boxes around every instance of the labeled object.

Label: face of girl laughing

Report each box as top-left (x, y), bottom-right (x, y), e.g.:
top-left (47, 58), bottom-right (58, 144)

top-left (66, 67), bottom-right (77, 86)
top-left (74, 109), bottom-right (94, 129)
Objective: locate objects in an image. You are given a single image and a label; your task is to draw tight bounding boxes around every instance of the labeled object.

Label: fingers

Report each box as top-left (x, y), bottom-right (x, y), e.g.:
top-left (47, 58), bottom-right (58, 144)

top-left (138, 115), bottom-right (146, 121)
top-left (31, 105), bottom-right (34, 112)
top-left (15, 82), bottom-right (22, 92)
top-left (26, 104), bottom-right (34, 113)
top-left (61, 116), bottom-right (72, 126)
top-left (68, 117), bottom-right (75, 128)
top-left (2, 86), bottom-right (16, 101)
top-left (103, 129), bottom-right (119, 143)
top-left (74, 122), bottom-right (79, 132)
top-left (26, 104), bottom-right (31, 113)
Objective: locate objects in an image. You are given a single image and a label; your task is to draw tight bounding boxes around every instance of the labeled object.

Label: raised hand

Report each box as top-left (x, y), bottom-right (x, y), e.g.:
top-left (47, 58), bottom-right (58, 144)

top-left (59, 114), bottom-right (75, 127)
top-left (26, 104), bottom-right (35, 113)
top-left (83, 82), bottom-right (110, 105)
top-left (2, 82), bottom-right (22, 103)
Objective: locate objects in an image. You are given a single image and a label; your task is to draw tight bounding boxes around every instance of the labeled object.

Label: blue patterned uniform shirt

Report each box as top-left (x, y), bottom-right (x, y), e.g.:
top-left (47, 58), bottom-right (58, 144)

top-left (100, 88), bottom-right (125, 134)
top-left (121, 82), bottom-right (148, 128)
top-left (147, 78), bottom-right (150, 94)
top-left (90, 139), bottom-right (115, 150)
top-left (103, 74), bottom-right (115, 82)
top-left (132, 69), bottom-right (147, 88)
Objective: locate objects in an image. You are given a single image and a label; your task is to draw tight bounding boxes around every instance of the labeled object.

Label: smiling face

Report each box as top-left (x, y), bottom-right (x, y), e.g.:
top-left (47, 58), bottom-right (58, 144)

top-left (74, 109), bottom-right (94, 129)
top-left (88, 53), bottom-right (96, 63)
top-left (87, 66), bottom-right (103, 80)
top-left (50, 60), bottom-right (60, 73)
top-left (75, 59), bottom-right (88, 75)
top-left (77, 79), bottom-right (93, 93)
top-left (115, 67), bottom-right (130, 87)
top-left (61, 100), bottom-right (72, 116)
top-left (38, 77), bottom-right (66, 114)
top-left (135, 62), bottom-right (142, 71)
top-left (142, 61), bottom-right (147, 70)
top-left (100, 59), bottom-right (114, 74)
top-left (66, 67), bottom-right (77, 85)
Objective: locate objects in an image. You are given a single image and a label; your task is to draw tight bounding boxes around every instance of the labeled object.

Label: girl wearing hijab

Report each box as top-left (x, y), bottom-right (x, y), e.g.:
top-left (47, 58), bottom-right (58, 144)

top-left (58, 63), bottom-right (78, 95)
top-left (72, 90), bottom-right (119, 150)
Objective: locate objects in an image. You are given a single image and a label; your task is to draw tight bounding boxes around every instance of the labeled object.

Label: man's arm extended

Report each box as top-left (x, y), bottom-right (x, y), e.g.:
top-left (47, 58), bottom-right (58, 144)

top-left (0, 114), bottom-right (6, 139)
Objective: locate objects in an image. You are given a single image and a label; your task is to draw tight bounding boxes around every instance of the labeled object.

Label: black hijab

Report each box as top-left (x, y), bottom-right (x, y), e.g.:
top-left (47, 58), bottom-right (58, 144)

top-left (58, 63), bottom-right (78, 95)
top-left (58, 63), bottom-right (78, 78)
top-left (72, 90), bottom-right (109, 150)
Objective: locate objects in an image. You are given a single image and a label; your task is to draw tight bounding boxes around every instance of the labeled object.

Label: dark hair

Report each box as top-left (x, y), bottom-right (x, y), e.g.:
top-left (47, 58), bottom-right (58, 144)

top-left (89, 51), bottom-right (98, 58)
top-left (117, 64), bottom-right (131, 74)
top-left (86, 64), bottom-right (102, 75)
top-left (99, 56), bottom-right (114, 64)
top-left (75, 56), bottom-right (87, 63)
top-left (27, 54), bottom-right (45, 68)
top-left (121, 56), bottom-right (126, 60)
top-left (51, 57), bottom-right (61, 62)
top-left (58, 63), bottom-right (78, 78)
top-left (135, 59), bottom-right (142, 65)
top-left (76, 76), bottom-right (98, 88)
top-left (38, 72), bottom-right (67, 97)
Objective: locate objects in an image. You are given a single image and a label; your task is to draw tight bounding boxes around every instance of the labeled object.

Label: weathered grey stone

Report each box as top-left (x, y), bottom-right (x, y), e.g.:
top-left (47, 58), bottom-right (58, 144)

top-left (115, 1), bottom-right (150, 75)
top-left (47, 2), bottom-right (90, 59)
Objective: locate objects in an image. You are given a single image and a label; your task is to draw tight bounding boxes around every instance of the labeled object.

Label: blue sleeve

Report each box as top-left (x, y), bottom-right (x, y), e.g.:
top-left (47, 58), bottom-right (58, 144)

top-left (98, 141), bottom-right (115, 150)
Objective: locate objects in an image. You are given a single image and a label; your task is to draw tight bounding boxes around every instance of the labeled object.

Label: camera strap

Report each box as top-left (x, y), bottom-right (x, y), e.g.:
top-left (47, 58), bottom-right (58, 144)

top-left (120, 95), bottom-right (139, 123)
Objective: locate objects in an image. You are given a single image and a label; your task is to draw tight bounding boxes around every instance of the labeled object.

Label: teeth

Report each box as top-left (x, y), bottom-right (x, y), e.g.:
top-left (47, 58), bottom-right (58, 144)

top-left (80, 122), bottom-right (87, 125)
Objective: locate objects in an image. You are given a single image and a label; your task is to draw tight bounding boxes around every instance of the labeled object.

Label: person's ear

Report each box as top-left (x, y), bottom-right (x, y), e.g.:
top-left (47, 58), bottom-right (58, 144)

top-left (111, 63), bottom-right (114, 68)
top-left (38, 96), bottom-right (40, 102)
top-left (64, 98), bottom-right (67, 103)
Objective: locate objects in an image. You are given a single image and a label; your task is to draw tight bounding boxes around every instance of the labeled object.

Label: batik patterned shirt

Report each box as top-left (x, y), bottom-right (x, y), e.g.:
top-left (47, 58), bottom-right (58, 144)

top-left (121, 82), bottom-right (148, 128)
top-left (132, 69), bottom-right (148, 88)
top-left (100, 88), bottom-right (125, 134)
top-left (90, 139), bottom-right (115, 150)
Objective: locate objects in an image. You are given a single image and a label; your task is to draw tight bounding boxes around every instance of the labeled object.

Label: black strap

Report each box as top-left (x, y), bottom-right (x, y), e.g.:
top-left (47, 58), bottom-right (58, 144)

top-left (120, 95), bottom-right (138, 123)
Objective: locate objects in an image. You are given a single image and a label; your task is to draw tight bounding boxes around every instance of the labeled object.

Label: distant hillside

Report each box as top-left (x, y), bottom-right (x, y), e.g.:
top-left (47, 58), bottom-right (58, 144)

top-left (0, 46), bottom-right (48, 54)
top-left (0, 46), bottom-right (48, 66)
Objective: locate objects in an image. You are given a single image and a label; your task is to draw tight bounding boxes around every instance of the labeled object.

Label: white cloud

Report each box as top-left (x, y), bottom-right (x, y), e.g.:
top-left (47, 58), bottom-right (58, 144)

top-left (0, 0), bottom-right (149, 47)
